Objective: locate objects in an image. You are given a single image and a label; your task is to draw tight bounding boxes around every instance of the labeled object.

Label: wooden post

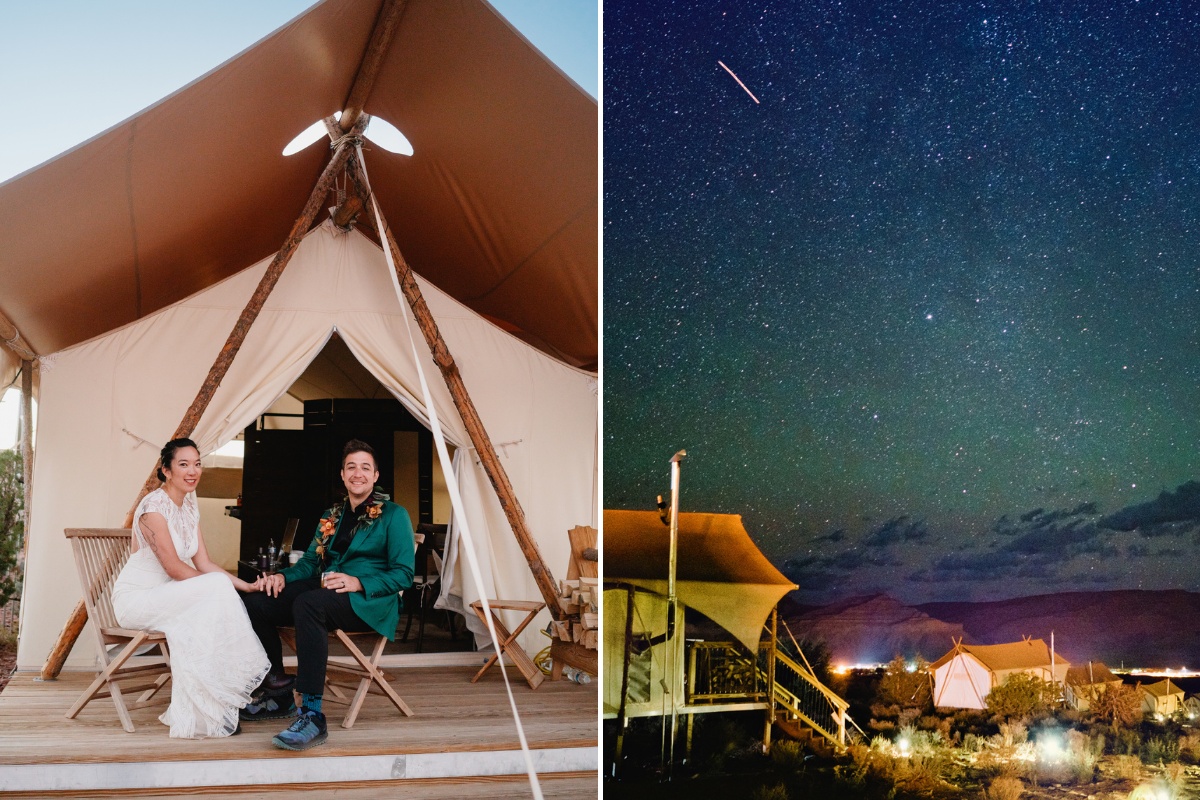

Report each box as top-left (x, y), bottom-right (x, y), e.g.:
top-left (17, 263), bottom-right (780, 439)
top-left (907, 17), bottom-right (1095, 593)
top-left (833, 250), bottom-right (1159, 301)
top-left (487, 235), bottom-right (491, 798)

top-left (613, 585), bottom-right (636, 777)
top-left (0, 310), bottom-right (37, 362)
top-left (344, 154), bottom-right (566, 620)
top-left (19, 361), bottom-right (32, 570)
top-left (38, 118), bottom-right (370, 681)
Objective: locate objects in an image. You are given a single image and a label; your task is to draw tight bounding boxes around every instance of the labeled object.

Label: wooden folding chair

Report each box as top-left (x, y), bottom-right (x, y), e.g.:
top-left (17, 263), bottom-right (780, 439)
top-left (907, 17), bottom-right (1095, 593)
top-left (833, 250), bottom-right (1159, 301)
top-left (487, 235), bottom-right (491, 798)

top-left (277, 532), bottom-right (422, 728)
top-left (64, 528), bottom-right (171, 732)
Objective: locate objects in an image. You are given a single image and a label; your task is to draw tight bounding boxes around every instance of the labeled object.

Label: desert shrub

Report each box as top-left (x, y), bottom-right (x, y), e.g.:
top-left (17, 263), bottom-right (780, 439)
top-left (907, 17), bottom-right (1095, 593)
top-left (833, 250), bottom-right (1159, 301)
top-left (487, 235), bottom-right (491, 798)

top-left (877, 655), bottom-right (932, 710)
top-left (870, 702), bottom-right (901, 719)
top-left (1164, 760), bottom-right (1186, 789)
top-left (1092, 682), bottom-right (1143, 733)
top-left (962, 732), bottom-right (986, 752)
top-left (986, 674), bottom-right (1053, 720)
top-left (1115, 728), bottom-right (1142, 755)
top-left (769, 740), bottom-right (805, 771)
top-left (751, 783), bottom-right (789, 800)
top-left (998, 720), bottom-right (1028, 747)
top-left (897, 706), bottom-right (921, 729)
top-left (985, 776), bottom-right (1024, 800)
top-left (1178, 733), bottom-right (1200, 764)
top-left (1108, 753), bottom-right (1143, 780)
top-left (0, 450), bottom-right (22, 609)
top-left (1141, 733), bottom-right (1181, 765)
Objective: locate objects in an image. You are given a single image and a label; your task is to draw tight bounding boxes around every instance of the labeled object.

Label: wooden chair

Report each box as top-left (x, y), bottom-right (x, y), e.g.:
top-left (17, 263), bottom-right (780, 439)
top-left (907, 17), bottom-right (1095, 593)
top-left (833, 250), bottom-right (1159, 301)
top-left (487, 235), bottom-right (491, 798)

top-left (469, 599), bottom-right (546, 689)
top-left (64, 528), bottom-right (171, 732)
top-left (277, 532), bottom-right (422, 728)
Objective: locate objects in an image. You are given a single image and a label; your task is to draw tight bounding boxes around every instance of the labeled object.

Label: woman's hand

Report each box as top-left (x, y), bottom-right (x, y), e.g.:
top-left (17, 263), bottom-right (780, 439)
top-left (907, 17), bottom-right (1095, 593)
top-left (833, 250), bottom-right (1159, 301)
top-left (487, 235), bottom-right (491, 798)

top-left (323, 572), bottom-right (362, 593)
top-left (232, 576), bottom-right (259, 593)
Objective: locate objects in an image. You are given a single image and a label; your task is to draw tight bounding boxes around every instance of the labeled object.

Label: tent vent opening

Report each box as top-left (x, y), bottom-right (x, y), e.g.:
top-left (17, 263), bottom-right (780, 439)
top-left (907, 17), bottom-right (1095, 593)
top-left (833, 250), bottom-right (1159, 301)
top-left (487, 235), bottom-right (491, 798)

top-left (283, 112), bottom-right (413, 157)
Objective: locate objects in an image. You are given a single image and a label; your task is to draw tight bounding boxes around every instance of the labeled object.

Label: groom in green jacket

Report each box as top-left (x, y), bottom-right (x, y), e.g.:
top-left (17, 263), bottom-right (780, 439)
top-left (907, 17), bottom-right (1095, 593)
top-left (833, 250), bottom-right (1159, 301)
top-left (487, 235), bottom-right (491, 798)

top-left (240, 438), bottom-right (415, 750)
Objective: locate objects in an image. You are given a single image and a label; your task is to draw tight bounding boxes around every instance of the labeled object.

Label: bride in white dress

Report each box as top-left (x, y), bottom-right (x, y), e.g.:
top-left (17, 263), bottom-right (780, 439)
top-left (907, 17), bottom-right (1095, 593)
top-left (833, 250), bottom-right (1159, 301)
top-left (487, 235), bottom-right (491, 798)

top-left (112, 438), bottom-right (270, 738)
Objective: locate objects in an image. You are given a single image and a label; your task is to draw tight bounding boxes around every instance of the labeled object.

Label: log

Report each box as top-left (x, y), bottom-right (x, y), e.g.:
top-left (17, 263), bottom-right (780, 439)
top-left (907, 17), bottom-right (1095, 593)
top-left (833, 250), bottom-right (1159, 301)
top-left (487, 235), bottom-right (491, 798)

top-left (39, 601), bottom-right (86, 681)
top-left (339, 0), bottom-right (408, 132)
top-left (39, 118), bottom-right (370, 681)
top-left (0, 310), bottom-right (36, 361)
top-left (344, 154), bottom-right (567, 619)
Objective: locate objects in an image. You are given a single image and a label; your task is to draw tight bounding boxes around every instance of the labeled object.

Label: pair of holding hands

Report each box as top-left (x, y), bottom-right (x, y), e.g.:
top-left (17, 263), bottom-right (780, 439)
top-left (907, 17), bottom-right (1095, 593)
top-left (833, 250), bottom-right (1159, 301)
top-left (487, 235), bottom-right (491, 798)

top-left (249, 572), bottom-right (362, 597)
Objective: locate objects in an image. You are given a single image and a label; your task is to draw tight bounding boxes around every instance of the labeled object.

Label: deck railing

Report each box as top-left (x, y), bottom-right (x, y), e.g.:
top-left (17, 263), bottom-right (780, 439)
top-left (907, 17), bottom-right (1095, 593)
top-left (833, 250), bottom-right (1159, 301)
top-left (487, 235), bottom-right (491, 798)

top-left (769, 649), bottom-right (848, 746)
top-left (686, 640), bottom-right (849, 748)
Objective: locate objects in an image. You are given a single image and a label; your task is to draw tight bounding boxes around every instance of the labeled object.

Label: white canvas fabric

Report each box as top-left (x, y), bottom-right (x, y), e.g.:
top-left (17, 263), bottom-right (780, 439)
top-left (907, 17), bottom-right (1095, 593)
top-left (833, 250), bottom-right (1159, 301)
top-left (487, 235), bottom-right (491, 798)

top-left (17, 222), bottom-right (596, 669)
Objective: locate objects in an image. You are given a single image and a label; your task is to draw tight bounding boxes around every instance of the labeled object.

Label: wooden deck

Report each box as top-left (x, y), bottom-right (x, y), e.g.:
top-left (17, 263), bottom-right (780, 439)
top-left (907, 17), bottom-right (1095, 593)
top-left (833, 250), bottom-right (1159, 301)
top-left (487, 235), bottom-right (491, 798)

top-left (0, 662), bottom-right (598, 798)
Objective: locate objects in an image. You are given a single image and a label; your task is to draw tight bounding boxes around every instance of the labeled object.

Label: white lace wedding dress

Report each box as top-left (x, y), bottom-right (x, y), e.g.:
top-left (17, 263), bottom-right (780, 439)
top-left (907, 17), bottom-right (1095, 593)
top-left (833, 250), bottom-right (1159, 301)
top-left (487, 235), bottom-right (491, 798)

top-left (112, 488), bottom-right (270, 738)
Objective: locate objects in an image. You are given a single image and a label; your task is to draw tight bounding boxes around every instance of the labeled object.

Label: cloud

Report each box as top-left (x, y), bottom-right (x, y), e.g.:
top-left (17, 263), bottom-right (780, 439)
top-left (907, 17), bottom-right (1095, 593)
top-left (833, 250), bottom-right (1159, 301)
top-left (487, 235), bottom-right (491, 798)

top-left (862, 515), bottom-right (929, 547)
top-left (815, 528), bottom-right (846, 543)
top-left (1099, 480), bottom-right (1200, 532)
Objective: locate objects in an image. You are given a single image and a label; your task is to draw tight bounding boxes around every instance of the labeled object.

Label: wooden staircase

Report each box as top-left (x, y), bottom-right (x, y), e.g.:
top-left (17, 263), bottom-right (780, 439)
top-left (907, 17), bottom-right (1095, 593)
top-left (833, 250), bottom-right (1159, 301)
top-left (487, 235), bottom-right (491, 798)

top-left (765, 650), bottom-right (851, 754)
top-left (773, 716), bottom-right (836, 758)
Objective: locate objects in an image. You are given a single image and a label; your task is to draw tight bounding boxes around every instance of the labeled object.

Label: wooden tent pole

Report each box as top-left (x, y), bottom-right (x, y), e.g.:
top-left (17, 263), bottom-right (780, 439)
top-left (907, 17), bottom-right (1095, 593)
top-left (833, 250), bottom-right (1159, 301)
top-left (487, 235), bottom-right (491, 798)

top-left (19, 361), bottom-right (32, 572)
top-left (38, 118), bottom-right (369, 681)
top-left (343, 154), bottom-right (566, 620)
top-left (0, 310), bottom-right (37, 362)
top-left (339, 0), bottom-right (408, 133)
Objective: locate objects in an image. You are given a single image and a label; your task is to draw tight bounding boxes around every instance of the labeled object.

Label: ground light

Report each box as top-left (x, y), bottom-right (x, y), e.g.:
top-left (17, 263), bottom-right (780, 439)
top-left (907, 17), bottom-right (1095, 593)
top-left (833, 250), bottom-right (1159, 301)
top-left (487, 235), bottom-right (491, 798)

top-left (1036, 731), bottom-right (1064, 763)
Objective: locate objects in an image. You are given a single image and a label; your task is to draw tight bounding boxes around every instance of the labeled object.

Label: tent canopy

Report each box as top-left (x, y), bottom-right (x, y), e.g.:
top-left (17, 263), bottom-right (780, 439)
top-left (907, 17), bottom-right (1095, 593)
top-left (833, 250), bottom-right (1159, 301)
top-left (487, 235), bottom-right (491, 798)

top-left (604, 509), bottom-right (796, 651)
top-left (0, 0), bottom-right (597, 388)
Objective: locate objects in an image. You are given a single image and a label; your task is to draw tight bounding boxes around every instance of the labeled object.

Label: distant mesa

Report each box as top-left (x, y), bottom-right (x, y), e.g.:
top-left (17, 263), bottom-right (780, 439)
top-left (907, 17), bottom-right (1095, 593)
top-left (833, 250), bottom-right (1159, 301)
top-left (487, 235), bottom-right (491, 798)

top-left (781, 593), bottom-right (966, 665)
top-left (782, 590), bottom-right (1200, 667)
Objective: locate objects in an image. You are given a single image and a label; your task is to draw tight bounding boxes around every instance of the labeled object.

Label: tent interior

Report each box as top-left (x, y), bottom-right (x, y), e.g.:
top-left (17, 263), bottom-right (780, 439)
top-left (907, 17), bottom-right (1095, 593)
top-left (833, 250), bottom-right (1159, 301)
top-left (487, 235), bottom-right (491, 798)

top-left (198, 332), bottom-right (467, 652)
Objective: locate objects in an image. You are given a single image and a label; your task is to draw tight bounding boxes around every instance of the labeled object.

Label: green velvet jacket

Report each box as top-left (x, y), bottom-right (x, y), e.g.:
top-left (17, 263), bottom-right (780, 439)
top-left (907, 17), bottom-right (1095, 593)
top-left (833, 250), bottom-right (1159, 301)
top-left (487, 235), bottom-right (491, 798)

top-left (280, 497), bottom-right (416, 641)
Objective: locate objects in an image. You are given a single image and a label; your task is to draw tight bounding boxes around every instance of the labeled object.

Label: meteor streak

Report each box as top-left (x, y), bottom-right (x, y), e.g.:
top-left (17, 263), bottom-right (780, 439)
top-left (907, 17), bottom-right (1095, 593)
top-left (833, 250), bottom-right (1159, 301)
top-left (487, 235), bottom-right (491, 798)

top-left (717, 60), bottom-right (760, 104)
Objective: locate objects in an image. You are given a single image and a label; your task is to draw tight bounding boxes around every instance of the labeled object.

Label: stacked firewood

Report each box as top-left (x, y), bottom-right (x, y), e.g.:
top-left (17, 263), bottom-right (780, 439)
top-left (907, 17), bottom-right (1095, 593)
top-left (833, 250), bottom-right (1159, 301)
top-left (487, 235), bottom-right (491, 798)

top-left (550, 577), bottom-right (598, 650)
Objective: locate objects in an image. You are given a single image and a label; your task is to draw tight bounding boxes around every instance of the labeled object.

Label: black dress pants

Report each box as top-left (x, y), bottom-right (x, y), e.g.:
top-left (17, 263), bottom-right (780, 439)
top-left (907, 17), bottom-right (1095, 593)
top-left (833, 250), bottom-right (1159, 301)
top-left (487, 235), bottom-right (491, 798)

top-left (241, 577), bottom-right (375, 696)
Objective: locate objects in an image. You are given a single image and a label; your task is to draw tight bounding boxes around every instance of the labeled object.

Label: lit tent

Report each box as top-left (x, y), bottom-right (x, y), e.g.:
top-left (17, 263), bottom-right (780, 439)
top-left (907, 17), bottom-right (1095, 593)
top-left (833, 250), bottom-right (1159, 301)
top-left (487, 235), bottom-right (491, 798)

top-left (931, 639), bottom-right (1071, 710)
top-left (602, 510), bottom-right (796, 715)
top-left (1, 0), bottom-right (596, 671)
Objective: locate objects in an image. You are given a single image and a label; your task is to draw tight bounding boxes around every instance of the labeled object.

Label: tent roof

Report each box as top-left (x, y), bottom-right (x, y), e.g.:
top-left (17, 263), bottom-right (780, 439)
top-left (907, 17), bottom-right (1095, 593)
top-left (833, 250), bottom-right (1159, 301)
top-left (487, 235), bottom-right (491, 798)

top-left (1143, 679), bottom-right (1184, 698)
top-left (932, 639), bottom-right (1070, 672)
top-left (603, 509), bottom-right (796, 650)
top-left (1065, 662), bottom-right (1120, 687)
top-left (0, 0), bottom-right (597, 385)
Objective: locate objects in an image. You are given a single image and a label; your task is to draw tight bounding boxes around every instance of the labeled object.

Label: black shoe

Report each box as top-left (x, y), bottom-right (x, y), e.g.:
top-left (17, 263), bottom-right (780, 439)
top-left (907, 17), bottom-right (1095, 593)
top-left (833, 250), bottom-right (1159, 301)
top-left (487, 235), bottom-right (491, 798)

top-left (254, 672), bottom-right (296, 699)
top-left (231, 720), bottom-right (243, 736)
top-left (272, 707), bottom-right (328, 751)
top-left (240, 693), bottom-right (297, 721)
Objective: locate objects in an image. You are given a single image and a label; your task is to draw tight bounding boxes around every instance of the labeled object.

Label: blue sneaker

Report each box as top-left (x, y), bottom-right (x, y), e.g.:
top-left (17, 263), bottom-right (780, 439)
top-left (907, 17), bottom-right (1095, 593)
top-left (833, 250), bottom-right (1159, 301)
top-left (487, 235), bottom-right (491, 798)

top-left (240, 693), bottom-right (296, 721)
top-left (271, 707), bottom-right (328, 751)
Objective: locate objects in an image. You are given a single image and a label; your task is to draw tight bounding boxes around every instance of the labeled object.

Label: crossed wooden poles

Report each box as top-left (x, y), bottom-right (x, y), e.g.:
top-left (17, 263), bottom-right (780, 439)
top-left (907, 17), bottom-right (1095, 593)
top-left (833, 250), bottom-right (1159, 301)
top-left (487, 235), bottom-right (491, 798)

top-left (38, 0), bottom-right (566, 680)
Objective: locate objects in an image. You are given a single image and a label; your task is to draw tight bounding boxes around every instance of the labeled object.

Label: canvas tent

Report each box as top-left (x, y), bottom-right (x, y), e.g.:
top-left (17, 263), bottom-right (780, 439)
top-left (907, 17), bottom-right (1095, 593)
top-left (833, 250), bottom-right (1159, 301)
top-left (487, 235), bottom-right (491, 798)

top-left (1141, 679), bottom-right (1185, 717)
top-left (931, 639), bottom-right (1070, 710)
top-left (1064, 661), bottom-right (1122, 711)
top-left (1, 0), bottom-right (597, 671)
top-left (0, 0), bottom-right (596, 384)
top-left (602, 510), bottom-right (796, 716)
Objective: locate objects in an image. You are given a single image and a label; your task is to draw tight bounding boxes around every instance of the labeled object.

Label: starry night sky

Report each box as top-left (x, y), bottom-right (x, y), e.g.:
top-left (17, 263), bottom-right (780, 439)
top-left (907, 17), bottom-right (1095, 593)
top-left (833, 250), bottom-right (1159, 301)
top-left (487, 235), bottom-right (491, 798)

top-left (603, 0), bottom-right (1200, 603)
